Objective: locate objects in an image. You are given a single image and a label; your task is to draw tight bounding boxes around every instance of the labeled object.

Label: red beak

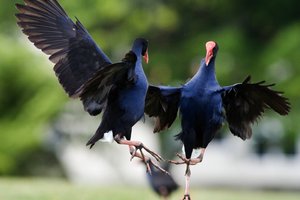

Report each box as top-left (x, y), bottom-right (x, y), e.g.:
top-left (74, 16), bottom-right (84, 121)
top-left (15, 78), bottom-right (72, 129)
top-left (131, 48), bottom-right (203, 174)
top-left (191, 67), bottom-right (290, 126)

top-left (205, 41), bottom-right (216, 65)
top-left (143, 49), bottom-right (149, 64)
top-left (205, 51), bottom-right (213, 66)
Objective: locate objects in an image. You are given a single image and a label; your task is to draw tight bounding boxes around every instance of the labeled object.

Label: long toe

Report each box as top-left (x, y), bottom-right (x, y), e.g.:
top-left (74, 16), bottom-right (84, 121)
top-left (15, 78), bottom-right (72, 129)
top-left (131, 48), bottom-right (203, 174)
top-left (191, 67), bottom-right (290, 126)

top-left (189, 157), bottom-right (203, 165)
top-left (169, 160), bottom-right (185, 165)
top-left (168, 153), bottom-right (189, 165)
top-left (130, 147), bottom-right (138, 161)
top-left (148, 160), bottom-right (170, 175)
top-left (128, 147), bottom-right (157, 174)
top-left (116, 139), bottom-right (163, 161)
top-left (140, 144), bottom-right (163, 161)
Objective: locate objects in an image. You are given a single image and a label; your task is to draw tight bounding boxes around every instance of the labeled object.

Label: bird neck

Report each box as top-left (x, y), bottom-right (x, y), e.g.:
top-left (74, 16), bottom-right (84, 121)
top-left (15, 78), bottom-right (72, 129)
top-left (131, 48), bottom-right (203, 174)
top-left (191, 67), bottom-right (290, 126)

top-left (131, 45), bottom-right (143, 67)
top-left (130, 45), bottom-right (147, 81)
top-left (131, 41), bottom-right (143, 59)
top-left (188, 58), bottom-right (219, 89)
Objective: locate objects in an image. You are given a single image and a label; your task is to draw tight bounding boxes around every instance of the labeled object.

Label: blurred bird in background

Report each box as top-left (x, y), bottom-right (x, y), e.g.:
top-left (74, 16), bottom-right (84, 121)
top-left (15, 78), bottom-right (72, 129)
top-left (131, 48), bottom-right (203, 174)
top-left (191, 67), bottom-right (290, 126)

top-left (143, 128), bottom-right (180, 199)
top-left (146, 162), bottom-right (178, 200)
top-left (145, 41), bottom-right (290, 199)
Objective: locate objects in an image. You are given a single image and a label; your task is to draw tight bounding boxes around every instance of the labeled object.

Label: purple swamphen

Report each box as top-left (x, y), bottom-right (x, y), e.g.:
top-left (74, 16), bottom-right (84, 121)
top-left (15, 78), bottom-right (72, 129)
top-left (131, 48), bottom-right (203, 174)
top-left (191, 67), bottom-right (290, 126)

top-left (16, 0), bottom-right (165, 172)
top-left (146, 162), bottom-right (178, 200)
top-left (145, 41), bottom-right (290, 199)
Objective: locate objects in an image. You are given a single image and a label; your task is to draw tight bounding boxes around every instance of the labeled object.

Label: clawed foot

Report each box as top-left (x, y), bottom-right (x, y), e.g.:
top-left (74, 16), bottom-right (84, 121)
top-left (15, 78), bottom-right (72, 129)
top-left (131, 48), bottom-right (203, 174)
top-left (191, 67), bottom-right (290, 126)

top-left (169, 153), bottom-right (203, 165)
top-left (129, 146), bottom-right (169, 175)
top-left (130, 142), bottom-right (163, 162)
top-left (169, 153), bottom-right (203, 176)
top-left (114, 135), bottom-right (163, 162)
top-left (183, 194), bottom-right (191, 200)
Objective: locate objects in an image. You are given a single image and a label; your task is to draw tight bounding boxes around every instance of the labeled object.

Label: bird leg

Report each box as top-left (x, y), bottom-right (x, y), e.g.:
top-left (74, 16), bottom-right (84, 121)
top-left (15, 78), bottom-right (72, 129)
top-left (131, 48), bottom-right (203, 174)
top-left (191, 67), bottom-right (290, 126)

top-left (114, 134), bottom-right (163, 162)
top-left (128, 146), bottom-right (169, 175)
top-left (182, 174), bottom-right (191, 200)
top-left (169, 148), bottom-right (205, 200)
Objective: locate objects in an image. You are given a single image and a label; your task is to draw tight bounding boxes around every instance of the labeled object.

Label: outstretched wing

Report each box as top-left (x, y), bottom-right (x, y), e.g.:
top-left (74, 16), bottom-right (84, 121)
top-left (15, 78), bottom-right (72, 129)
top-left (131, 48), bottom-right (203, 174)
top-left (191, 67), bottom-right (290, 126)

top-left (145, 85), bottom-right (181, 132)
top-left (16, 0), bottom-right (112, 97)
top-left (78, 51), bottom-right (137, 116)
top-left (221, 76), bottom-right (290, 140)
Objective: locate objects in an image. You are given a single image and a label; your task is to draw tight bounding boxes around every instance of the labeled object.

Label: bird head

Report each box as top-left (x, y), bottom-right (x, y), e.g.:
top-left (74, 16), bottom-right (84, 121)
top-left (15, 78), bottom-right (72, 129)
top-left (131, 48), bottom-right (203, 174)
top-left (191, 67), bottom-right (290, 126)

top-left (142, 40), bottom-right (149, 64)
top-left (205, 41), bottom-right (218, 66)
top-left (134, 38), bottom-right (149, 64)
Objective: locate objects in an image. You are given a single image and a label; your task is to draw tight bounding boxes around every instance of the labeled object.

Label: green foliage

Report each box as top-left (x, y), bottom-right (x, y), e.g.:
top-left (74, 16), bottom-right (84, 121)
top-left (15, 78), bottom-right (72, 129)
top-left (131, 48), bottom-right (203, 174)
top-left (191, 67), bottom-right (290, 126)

top-left (1, 0), bottom-right (299, 175)
top-left (0, 33), bottom-right (67, 174)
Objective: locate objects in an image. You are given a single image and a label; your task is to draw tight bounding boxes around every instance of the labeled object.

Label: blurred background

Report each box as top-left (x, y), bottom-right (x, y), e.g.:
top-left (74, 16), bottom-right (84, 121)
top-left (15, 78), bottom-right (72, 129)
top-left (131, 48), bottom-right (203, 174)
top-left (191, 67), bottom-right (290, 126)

top-left (1, 0), bottom-right (300, 199)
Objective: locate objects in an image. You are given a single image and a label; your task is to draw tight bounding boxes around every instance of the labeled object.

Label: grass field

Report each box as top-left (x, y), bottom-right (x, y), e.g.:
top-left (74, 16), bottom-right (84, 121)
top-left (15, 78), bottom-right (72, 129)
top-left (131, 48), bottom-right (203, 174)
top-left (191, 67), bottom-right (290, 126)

top-left (0, 178), bottom-right (299, 200)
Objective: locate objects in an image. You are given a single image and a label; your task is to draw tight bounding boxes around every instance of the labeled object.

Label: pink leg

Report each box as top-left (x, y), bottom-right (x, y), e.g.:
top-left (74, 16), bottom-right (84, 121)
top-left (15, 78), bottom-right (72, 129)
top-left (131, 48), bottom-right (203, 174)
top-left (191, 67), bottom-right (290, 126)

top-left (114, 135), bottom-right (163, 162)
top-left (184, 174), bottom-right (190, 196)
top-left (169, 148), bottom-right (206, 200)
top-left (128, 146), bottom-right (169, 175)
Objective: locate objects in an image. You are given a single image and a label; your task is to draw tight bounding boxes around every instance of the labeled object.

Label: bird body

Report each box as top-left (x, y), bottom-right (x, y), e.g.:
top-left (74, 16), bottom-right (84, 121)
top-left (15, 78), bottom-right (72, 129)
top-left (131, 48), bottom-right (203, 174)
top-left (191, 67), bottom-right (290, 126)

top-left (178, 59), bottom-right (224, 158)
top-left (85, 40), bottom-right (149, 144)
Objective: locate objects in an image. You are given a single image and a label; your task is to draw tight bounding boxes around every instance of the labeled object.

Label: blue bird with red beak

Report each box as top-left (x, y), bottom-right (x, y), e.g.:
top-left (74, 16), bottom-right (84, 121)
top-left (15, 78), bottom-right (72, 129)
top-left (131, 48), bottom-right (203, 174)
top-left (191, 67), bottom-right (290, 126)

top-left (145, 41), bottom-right (290, 199)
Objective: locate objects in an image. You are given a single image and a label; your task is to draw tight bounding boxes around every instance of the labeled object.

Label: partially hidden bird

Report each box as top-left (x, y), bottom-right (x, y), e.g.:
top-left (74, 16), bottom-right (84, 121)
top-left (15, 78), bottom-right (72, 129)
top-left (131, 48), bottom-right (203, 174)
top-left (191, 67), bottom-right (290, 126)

top-left (16, 0), bottom-right (165, 172)
top-left (145, 41), bottom-right (291, 199)
top-left (146, 162), bottom-right (178, 200)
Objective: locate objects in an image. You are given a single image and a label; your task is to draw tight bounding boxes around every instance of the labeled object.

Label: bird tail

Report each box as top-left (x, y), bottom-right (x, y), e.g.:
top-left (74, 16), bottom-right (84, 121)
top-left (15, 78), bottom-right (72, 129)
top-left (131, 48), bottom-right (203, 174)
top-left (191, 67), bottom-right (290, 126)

top-left (86, 125), bottom-right (107, 149)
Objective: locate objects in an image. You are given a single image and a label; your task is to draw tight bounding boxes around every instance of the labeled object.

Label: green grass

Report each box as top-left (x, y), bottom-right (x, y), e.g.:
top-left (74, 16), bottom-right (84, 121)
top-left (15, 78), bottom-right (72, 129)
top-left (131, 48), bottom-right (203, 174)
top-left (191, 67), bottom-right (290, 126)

top-left (0, 178), bottom-right (299, 200)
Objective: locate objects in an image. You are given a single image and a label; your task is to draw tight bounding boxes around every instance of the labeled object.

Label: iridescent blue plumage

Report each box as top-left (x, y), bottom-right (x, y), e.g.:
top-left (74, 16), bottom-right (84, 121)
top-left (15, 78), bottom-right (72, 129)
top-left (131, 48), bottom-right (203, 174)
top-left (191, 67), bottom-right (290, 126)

top-left (145, 41), bottom-right (290, 199)
top-left (178, 58), bottom-right (224, 158)
top-left (84, 39), bottom-right (149, 144)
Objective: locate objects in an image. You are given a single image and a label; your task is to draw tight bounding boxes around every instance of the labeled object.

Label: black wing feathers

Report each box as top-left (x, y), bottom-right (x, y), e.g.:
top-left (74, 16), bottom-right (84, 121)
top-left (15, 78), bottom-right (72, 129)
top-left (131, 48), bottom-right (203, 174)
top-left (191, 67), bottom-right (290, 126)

top-left (16, 0), bottom-right (75, 60)
top-left (16, 0), bottom-right (112, 97)
top-left (222, 76), bottom-right (290, 140)
top-left (145, 86), bottom-right (181, 132)
top-left (77, 51), bottom-right (138, 115)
